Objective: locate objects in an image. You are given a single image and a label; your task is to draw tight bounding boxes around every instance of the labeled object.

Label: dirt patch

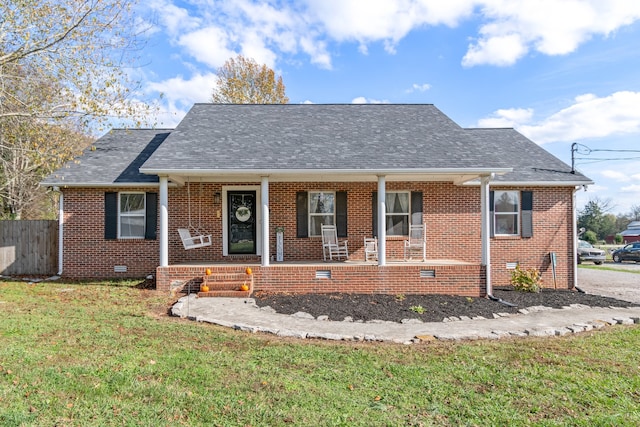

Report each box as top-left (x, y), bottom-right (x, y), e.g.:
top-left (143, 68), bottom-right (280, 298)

top-left (254, 287), bottom-right (638, 324)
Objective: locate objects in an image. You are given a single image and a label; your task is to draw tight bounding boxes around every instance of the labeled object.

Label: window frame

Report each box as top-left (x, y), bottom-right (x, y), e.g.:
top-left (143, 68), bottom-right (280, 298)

top-left (385, 190), bottom-right (411, 236)
top-left (493, 190), bottom-right (520, 236)
top-left (118, 192), bottom-right (146, 239)
top-left (307, 191), bottom-right (336, 237)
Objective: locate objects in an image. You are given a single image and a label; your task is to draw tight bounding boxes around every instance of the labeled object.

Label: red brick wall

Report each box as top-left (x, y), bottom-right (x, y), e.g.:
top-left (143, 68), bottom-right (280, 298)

top-left (489, 187), bottom-right (575, 289)
top-left (62, 188), bottom-right (160, 278)
top-left (62, 183), bottom-right (576, 291)
top-left (158, 264), bottom-right (486, 297)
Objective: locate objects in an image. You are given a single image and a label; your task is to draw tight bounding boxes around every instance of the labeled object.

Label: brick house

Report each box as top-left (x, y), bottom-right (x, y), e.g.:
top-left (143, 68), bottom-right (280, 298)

top-left (42, 104), bottom-right (592, 297)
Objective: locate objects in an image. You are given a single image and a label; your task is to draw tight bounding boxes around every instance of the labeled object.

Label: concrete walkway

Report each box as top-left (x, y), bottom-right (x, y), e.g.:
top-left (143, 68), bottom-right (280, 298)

top-left (172, 295), bottom-right (640, 344)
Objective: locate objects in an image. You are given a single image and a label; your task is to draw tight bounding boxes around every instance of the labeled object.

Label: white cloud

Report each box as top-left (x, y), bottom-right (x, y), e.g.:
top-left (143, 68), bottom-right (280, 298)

top-left (477, 91), bottom-right (640, 144)
top-left (477, 108), bottom-right (533, 128)
top-left (406, 83), bottom-right (432, 93)
top-left (601, 170), bottom-right (632, 182)
top-left (148, 0), bottom-right (201, 36)
top-left (520, 91), bottom-right (640, 143)
top-left (621, 184), bottom-right (640, 193)
top-left (351, 97), bottom-right (389, 104)
top-left (147, 1), bottom-right (640, 73)
top-left (306, 0), bottom-right (475, 46)
top-left (145, 72), bottom-right (217, 126)
top-left (177, 27), bottom-right (236, 69)
top-left (463, 0), bottom-right (640, 67)
top-left (462, 33), bottom-right (528, 67)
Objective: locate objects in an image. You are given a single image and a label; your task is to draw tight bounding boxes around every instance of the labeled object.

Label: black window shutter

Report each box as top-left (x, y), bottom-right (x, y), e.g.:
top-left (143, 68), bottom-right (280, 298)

top-left (411, 191), bottom-right (423, 225)
top-left (372, 192), bottom-right (378, 237)
top-left (145, 192), bottom-right (158, 240)
top-left (521, 191), bottom-right (533, 238)
top-left (296, 191), bottom-right (308, 238)
top-left (336, 191), bottom-right (347, 238)
top-left (489, 191), bottom-right (495, 238)
top-left (105, 192), bottom-right (118, 240)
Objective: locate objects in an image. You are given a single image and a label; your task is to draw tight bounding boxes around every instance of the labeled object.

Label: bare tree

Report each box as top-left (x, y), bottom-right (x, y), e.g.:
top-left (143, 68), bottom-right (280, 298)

top-left (1, 0), bottom-right (150, 124)
top-left (0, 0), bottom-right (153, 219)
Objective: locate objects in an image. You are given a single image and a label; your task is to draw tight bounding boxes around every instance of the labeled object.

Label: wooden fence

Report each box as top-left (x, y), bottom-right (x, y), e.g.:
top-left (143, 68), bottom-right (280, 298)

top-left (0, 220), bottom-right (58, 276)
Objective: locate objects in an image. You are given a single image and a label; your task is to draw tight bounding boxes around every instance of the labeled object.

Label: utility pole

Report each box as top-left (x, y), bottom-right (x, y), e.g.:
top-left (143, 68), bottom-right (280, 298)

top-left (571, 142), bottom-right (577, 174)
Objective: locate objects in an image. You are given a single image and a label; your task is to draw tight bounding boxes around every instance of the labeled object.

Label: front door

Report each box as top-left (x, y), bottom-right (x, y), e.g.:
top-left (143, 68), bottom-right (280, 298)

top-left (227, 191), bottom-right (257, 254)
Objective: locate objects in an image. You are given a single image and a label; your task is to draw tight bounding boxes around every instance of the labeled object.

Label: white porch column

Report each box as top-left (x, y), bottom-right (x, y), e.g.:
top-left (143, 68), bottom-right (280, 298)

top-left (480, 175), bottom-right (491, 295)
top-left (377, 175), bottom-right (386, 266)
top-left (261, 176), bottom-right (270, 267)
top-left (159, 176), bottom-right (169, 267)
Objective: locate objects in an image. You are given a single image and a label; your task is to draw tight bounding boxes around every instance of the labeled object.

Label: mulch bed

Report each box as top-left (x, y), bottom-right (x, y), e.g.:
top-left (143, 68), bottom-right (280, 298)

top-left (253, 287), bottom-right (639, 323)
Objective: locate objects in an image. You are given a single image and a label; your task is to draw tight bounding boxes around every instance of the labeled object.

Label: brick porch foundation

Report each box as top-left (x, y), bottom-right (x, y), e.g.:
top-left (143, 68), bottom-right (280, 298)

top-left (157, 262), bottom-right (486, 297)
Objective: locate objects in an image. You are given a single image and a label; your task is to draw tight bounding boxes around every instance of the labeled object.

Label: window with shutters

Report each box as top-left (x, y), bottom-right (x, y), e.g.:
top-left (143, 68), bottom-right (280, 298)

top-left (493, 190), bottom-right (519, 236)
top-left (385, 191), bottom-right (410, 236)
top-left (308, 192), bottom-right (335, 237)
top-left (119, 192), bottom-right (146, 238)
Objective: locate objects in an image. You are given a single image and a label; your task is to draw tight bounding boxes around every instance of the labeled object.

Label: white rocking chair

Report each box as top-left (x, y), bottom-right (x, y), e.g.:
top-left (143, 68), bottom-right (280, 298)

top-left (404, 224), bottom-right (426, 261)
top-left (321, 224), bottom-right (349, 261)
top-left (364, 237), bottom-right (378, 261)
top-left (178, 228), bottom-right (212, 250)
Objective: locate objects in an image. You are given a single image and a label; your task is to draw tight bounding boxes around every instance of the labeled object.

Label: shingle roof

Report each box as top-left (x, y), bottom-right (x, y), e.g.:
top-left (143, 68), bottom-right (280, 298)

top-left (464, 128), bottom-right (591, 184)
top-left (42, 104), bottom-right (592, 187)
top-left (141, 103), bottom-right (509, 171)
top-left (42, 129), bottom-right (171, 186)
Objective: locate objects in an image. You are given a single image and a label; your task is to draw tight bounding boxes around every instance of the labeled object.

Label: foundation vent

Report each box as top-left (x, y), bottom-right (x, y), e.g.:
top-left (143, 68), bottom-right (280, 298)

top-left (316, 270), bottom-right (331, 279)
top-left (506, 262), bottom-right (518, 270)
top-left (420, 269), bottom-right (436, 278)
top-left (114, 265), bottom-right (128, 273)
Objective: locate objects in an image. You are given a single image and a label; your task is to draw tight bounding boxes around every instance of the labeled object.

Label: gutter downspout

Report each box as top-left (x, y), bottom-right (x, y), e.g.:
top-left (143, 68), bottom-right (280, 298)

top-left (572, 186), bottom-right (583, 292)
top-left (54, 187), bottom-right (63, 276)
top-left (481, 175), bottom-right (517, 307)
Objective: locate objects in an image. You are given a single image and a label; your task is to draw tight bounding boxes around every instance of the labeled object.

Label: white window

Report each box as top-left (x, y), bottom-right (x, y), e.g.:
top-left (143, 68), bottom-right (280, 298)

top-left (386, 191), bottom-right (410, 236)
top-left (308, 192), bottom-right (335, 236)
top-left (494, 190), bottom-right (519, 236)
top-left (119, 193), bottom-right (145, 238)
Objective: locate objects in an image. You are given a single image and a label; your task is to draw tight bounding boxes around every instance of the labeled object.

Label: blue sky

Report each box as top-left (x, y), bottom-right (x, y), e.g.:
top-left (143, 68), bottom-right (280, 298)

top-left (133, 0), bottom-right (640, 216)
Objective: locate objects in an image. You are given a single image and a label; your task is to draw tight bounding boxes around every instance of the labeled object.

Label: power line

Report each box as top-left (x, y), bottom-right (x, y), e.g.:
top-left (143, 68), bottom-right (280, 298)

top-left (571, 142), bottom-right (639, 172)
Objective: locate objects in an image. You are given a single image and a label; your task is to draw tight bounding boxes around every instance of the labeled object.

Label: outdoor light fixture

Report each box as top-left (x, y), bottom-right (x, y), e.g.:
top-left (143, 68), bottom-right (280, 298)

top-left (213, 192), bottom-right (221, 204)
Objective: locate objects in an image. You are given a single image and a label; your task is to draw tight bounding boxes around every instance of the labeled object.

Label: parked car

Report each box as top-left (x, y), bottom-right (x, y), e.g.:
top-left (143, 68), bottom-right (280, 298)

top-left (612, 242), bottom-right (640, 263)
top-left (577, 240), bottom-right (605, 265)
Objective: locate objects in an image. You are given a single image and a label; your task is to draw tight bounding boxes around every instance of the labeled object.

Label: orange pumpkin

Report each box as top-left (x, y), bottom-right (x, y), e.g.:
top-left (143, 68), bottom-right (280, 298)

top-left (240, 284), bottom-right (249, 291)
top-left (201, 284), bottom-right (210, 292)
top-left (205, 268), bottom-right (212, 276)
top-left (245, 267), bottom-right (252, 275)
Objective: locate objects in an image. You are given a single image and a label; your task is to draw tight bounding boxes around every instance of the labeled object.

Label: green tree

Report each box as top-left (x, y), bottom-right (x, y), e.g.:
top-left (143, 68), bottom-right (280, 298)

top-left (211, 55), bottom-right (289, 104)
top-left (582, 230), bottom-right (597, 244)
top-left (577, 197), bottom-right (614, 241)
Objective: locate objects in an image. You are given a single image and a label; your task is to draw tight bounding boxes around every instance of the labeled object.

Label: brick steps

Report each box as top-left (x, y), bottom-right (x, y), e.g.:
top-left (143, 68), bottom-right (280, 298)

top-left (197, 290), bottom-right (252, 298)
top-left (198, 270), bottom-right (253, 298)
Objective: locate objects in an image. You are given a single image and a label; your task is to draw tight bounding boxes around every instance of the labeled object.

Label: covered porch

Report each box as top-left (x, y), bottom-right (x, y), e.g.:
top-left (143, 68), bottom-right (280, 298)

top-left (151, 169), bottom-right (506, 297)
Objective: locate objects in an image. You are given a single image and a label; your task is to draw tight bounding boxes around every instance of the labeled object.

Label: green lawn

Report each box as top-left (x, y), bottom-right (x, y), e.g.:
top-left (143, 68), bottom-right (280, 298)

top-left (1, 279), bottom-right (639, 426)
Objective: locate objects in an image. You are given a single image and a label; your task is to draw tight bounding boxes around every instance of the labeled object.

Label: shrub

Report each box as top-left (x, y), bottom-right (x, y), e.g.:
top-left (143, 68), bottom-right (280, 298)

top-left (615, 234), bottom-right (623, 244)
top-left (582, 230), bottom-right (597, 244)
top-left (510, 265), bottom-right (542, 293)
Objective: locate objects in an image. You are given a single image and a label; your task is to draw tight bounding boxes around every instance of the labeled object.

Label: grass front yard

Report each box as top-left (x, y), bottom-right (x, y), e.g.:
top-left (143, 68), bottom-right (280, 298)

top-left (1, 279), bottom-right (639, 426)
